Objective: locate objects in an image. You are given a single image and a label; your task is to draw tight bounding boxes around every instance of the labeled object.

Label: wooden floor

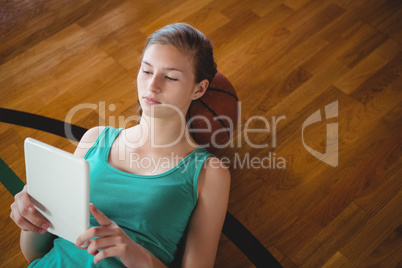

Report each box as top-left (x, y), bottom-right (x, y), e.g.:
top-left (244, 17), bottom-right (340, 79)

top-left (1, 0), bottom-right (402, 267)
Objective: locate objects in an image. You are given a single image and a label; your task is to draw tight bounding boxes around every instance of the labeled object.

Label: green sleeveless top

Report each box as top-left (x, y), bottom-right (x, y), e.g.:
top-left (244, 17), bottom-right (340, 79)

top-left (29, 126), bottom-right (213, 267)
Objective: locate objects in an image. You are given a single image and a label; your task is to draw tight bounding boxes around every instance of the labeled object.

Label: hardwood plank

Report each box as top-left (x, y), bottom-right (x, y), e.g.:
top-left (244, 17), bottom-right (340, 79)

top-left (139, 0), bottom-right (214, 35)
top-left (294, 203), bottom-right (368, 267)
top-left (213, 4), bottom-right (292, 60)
top-left (50, 0), bottom-right (125, 28)
top-left (321, 251), bottom-right (357, 268)
top-left (375, 7), bottom-right (402, 44)
top-left (220, 1), bottom-right (341, 87)
top-left (334, 48), bottom-right (388, 94)
top-left (273, 216), bottom-right (322, 258)
top-left (267, 245), bottom-right (298, 268)
top-left (228, 195), bottom-right (299, 253)
top-left (360, 225), bottom-right (402, 267)
top-left (282, 0), bottom-right (311, 11)
top-left (304, 125), bottom-right (402, 224)
top-left (350, 52), bottom-right (402, 105)
top-left (363, 0), bottom-right (402, 29)
top-left (0, 23), bottom-right (96, 106)
top-left (209, 9), bottom-right (261, 53)
top-left (248, 0), bottom-right (284, 18)
top-left (375, 38), bottom-right (402, 62)
top-left (381, 101), bottom-right (402, 131)
top-left (183, 8), bottom-right (230, 37)
top-left (0, 1), bottom-right (56, 64)
top-left (340, 190), bottom-right (402, 264)
top-left (255, 93), bottom-right (397, 226)
top-left (215, 234), bottom-right (254, 268)
top-left (354, 162), bottom-right (402, 216)
top-left (214, 4), bottom-right (294, 79)
top-left (337, 24), bottom-right (387, 68)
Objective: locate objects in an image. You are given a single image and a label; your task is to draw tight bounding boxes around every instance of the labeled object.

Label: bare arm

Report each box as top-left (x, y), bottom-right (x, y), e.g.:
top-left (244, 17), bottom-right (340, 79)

top-left (181, 157), bottom-right (231, 267)
top-left (20, 230), bottom-right (56, 263)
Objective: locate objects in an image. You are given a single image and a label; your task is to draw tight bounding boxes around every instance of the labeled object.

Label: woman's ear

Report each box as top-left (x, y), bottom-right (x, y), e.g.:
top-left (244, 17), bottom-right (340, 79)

top-left (192, 79), bottom-right (209, 100)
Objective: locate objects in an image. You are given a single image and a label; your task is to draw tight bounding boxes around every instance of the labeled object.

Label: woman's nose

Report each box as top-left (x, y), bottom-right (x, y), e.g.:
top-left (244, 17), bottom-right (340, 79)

top-left (148, 75), bottom-right (161, 93)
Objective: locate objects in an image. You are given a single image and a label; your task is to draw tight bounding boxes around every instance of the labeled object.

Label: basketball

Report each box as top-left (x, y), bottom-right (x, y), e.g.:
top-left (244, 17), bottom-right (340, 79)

top-left (187, 72), bottom-right (239, 151)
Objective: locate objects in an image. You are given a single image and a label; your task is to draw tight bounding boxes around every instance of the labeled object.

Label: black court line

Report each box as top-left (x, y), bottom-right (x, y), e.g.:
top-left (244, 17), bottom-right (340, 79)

top-left (0, 108), bottom-right (86, 142)
top-left (0, 107), bottom-right (282, 268)
top-left (222, 212), bottom-right (282, 267)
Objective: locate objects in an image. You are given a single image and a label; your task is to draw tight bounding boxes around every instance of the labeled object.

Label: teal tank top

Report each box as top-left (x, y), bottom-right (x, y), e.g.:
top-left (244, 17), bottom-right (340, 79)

top-left (29, 126), bottom-right (213, 267)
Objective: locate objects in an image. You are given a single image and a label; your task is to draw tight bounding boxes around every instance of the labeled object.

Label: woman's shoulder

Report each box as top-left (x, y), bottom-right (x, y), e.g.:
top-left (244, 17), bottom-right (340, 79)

top-left (73, 126), bottom-right (107, 157)
top-left (197, 156), bottom-right (231, 196)
top-left (202, 156), bottom-right (230, 178)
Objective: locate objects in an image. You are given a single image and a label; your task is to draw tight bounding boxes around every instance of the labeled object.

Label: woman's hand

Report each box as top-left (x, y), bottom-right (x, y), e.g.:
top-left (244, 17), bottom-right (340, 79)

top-left (10, 185), bottom-right (50, 234)
top-left (75, 204), bottom-right (154, 267)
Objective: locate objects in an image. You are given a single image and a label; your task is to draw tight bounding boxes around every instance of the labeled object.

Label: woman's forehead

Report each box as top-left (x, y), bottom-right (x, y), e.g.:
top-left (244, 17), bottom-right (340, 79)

top-left (143, 44), bottom-right (194, 71)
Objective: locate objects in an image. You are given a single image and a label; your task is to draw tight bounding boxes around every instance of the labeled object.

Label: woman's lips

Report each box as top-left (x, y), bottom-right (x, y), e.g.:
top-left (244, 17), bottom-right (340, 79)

top-left (143, 96), bottom-right (161, 105)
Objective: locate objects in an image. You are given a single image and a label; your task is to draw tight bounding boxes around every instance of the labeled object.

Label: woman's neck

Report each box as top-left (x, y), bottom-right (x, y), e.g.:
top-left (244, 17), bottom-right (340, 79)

top-left (135, 113), bottom-right (196, 151)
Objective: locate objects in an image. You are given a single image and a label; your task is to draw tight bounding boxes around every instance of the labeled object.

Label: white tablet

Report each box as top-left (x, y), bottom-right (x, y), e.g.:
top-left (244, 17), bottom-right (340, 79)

top-left (24, 137), bottom-right (90, 244)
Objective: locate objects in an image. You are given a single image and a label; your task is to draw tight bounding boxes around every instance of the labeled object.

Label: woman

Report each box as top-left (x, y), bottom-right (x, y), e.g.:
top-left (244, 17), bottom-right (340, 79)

top-left (10, 23), bottom-right (231, 267)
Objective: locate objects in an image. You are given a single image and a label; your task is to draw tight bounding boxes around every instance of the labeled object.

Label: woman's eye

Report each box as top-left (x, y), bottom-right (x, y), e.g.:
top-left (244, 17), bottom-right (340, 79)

top-left (142, 70), bottom-right (152, 74)
top-left (166, 76), bottom-right (178, 81)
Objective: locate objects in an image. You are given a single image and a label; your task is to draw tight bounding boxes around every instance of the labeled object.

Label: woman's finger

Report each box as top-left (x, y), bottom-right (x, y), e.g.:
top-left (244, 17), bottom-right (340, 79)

top-left (10, 206), bottom-right (47, 234)
top-left (90, 203), bottom-right (112, 226)
top-left (13, 188), bottom-right (49, 232)
top-left (93, 245), bottom-right (125, 265)
top-left (17, 202), bottom-right (49, 230)
top-left (75, 226), bottom-right (115, 248)
top-left (86, 236), bottom-right (118, 255)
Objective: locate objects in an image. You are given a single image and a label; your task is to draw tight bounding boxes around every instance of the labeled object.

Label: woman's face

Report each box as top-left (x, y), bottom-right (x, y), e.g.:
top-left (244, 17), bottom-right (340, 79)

top-left (137, 44), bottom-right (202, 119)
